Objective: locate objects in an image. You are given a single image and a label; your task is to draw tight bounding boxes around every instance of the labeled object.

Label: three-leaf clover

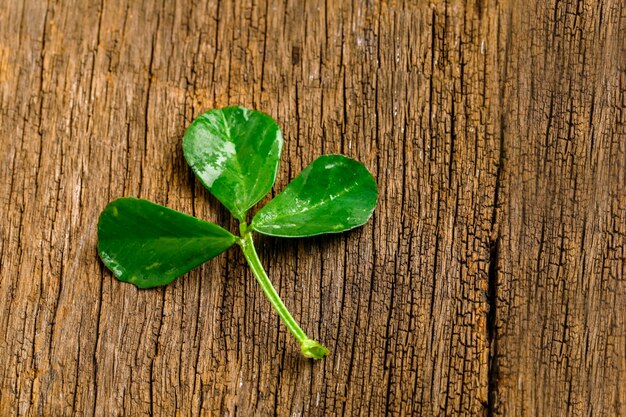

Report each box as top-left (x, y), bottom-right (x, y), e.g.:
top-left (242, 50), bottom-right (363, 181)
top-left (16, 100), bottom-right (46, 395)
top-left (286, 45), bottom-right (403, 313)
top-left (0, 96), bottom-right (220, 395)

top-left (98, 106), bottom-right (378, 359)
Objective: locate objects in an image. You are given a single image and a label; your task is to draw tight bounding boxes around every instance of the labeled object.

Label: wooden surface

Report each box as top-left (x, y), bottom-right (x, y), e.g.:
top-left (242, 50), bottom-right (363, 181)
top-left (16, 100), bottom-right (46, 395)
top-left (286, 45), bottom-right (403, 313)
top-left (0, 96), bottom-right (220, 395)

top-left (1, 0), bottom-right (624, 415)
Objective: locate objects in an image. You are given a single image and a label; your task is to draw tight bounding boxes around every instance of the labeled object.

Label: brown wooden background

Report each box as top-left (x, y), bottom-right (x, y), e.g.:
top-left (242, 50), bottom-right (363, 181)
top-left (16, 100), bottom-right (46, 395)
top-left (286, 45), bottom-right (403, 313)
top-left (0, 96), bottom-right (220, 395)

top-left (1, 0), bottom-right (624, 415)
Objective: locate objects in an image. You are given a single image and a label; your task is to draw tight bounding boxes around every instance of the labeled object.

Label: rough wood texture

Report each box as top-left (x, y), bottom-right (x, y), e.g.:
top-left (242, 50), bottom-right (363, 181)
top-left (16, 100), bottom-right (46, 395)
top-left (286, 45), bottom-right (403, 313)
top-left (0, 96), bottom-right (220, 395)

top-left (1, 0), bottom-right (624, 415)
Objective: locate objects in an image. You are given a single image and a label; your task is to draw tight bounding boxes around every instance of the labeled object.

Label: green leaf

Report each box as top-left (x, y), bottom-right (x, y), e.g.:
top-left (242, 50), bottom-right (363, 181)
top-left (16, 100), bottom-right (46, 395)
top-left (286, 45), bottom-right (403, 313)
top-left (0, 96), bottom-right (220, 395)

top-left (98, 198), bottom-right (236, 288)
top-left (250, 155), bottom-right (378, 237)
top-left (183, 106), bottom-right (283, 220)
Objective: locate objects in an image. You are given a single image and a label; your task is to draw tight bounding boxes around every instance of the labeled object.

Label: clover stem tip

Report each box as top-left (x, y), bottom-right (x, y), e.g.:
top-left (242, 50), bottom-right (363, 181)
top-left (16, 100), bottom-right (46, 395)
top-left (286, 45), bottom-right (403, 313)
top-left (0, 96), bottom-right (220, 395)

top-left (300, 339), bottom-right (330, 359)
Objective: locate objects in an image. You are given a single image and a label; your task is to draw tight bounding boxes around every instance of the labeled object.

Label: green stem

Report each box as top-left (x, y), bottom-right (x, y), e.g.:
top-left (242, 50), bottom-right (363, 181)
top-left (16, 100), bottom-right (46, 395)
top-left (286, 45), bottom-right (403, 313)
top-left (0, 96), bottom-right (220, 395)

top-left (238, 228), bottom-right (329, 359)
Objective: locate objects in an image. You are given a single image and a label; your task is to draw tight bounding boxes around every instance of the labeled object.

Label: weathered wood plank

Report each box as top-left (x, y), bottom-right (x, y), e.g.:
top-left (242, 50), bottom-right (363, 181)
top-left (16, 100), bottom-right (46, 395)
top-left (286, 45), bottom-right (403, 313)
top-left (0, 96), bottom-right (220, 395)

top-left (0, 0), bottom-right (623, 416)
top-left (493, 1), bottom-right (626, 415)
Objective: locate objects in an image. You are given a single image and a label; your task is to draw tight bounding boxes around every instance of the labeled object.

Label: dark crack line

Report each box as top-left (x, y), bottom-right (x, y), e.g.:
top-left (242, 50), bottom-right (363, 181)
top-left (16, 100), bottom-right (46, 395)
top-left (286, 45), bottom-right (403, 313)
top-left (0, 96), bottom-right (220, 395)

top-left (487, 4), bottom-right (512, 415)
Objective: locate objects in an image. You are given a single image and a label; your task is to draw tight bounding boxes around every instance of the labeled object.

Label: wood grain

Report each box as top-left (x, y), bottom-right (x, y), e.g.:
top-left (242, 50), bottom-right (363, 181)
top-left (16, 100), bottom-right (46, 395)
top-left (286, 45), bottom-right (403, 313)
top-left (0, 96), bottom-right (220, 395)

top-left (0, 0), bottom-right (623, 415)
